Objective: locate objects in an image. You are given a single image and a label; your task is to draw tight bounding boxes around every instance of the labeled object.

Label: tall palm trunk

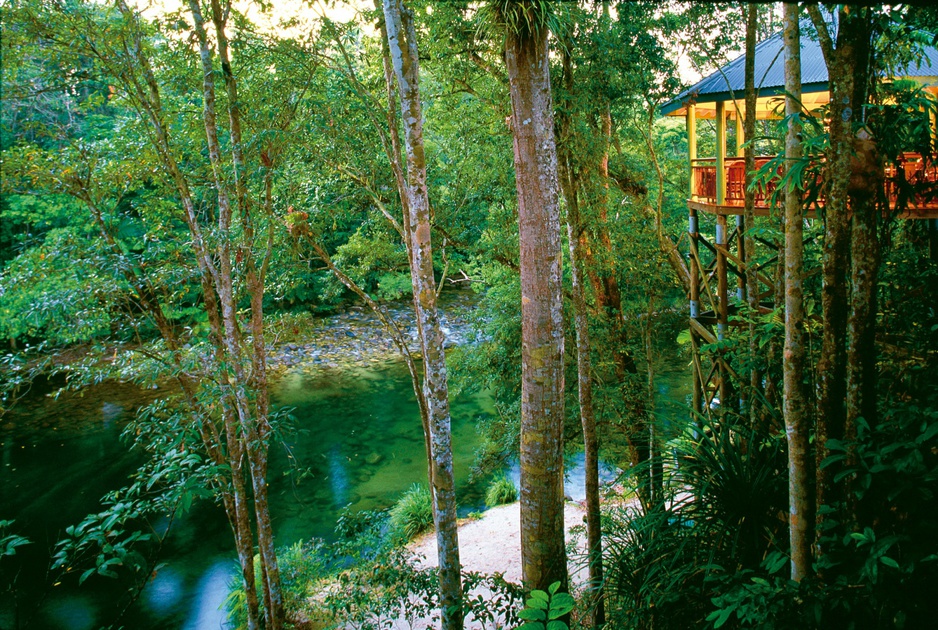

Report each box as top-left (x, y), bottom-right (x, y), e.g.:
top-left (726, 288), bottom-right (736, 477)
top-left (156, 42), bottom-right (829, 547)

top-left (382, 1), bottom-right (463, 626)
top-left (504, 7), bottom-right (568, 592)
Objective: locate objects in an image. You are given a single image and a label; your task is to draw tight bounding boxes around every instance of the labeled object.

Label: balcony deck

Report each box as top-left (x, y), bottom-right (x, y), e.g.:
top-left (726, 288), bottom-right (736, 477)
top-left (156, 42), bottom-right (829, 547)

top-left (689, 154), bottom-right (938, 219)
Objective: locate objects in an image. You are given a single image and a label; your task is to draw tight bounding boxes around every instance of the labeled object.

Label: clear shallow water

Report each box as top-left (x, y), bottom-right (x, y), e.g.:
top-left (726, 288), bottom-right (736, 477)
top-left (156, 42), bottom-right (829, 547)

top-left (0, 361), bottom-right (491, 630)
top-left (1, 344), bottom-right (690, 630)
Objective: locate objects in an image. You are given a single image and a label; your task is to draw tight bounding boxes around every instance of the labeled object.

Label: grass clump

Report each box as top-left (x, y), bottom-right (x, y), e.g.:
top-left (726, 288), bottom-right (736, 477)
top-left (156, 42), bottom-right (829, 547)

top-left (484, 473), bottom-right (517, 508)
top-left (389, 483), bottom-right (433, 541)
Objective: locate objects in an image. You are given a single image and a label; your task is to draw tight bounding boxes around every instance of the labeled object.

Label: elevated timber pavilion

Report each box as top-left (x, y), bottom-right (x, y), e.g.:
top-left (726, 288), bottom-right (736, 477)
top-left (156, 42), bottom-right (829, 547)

top-left (661, 21), bottom-right (938, 417)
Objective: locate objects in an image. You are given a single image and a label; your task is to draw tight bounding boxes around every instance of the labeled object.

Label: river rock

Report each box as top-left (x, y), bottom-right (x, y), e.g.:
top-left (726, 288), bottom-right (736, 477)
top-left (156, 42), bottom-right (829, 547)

top-left (365, 452), bottom-right (383, 465)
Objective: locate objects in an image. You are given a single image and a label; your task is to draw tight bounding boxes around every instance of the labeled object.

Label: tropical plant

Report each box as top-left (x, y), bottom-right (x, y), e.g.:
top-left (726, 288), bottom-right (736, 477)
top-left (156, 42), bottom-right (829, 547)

top-left (389, 483), bottom-right (434, 541)
top-left (516, 581), bottom-right (574, 630)
top-left (484, 473), bottom-right (518, 507)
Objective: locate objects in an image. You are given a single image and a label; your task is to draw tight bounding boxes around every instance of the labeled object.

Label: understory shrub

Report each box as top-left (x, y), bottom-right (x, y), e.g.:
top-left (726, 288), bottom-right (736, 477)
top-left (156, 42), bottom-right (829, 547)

top-left (604, 415), bottom-right (788, 629)
top-left (484, 472), bottom-right (518, 508)
top-left (225, 504), bottom-right (525, 629)
top-left (388, 483), bottom-right (433, 541)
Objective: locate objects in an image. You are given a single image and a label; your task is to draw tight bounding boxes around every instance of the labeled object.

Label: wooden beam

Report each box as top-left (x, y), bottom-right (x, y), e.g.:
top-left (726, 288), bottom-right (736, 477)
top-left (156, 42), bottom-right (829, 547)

top-left (690, 317), bottom-right (717, 344)
top-left (688, 104), bottom-right (697, 201)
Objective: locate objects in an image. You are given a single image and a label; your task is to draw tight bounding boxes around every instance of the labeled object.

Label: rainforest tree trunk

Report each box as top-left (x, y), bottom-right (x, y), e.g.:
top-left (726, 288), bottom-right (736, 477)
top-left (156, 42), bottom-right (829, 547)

top-left (744, 2), bottom-right (761, 427)
top-left (808, 2), bottom-right (873, 544)
top-left (106, 2), bottom-right (286, 627)
top-left (382, 1), bottom-right (463, 626)
top-left (783, 3), bottom-right (813, 583)
top-left (504, 8), bottom-right (568, 592)
top-left (557, 51), bottom-right (604, 619)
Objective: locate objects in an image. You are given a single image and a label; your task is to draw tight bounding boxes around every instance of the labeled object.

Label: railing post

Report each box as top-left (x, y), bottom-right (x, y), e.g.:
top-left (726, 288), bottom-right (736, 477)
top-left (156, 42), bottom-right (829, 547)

top-left (687, 104), bottom-right (697, 199)
top-left (736, 110), bottom-right (744, 157)
top-left (716, 101), bottom-right (726, 205)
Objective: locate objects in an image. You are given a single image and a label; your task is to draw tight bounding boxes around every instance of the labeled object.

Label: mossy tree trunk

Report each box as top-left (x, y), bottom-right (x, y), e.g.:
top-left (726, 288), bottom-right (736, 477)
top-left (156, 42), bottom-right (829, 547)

top-left (382, 1), bottom-right (463, 627)
top-left (504, 6), bottom-right (568, 593)
top-left (783, 2), bottom-right (814, 583)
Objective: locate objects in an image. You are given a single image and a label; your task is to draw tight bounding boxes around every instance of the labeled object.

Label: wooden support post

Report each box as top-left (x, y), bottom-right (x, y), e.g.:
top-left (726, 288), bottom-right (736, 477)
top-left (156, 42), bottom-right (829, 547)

top-left (716, 101), bottom-right (726, 205)
top-left (737, 215), bottom-right (746, 301)
top-left (736, 110), bottom-right (744, 157)
top-left (689, 206), bottom-right (703, 419)
top-left (688, 104), bottom-right (704, 420)
top-left (690, 208), bottom-right (700, 319)
top-left (716, 215), bottom-right (729, 341)
top-left (691, 333), bottom-right (703, 420)
top-left (687, 104), bottom-right (697, 199)
top-left (716, 213), bottom-right (730, 407)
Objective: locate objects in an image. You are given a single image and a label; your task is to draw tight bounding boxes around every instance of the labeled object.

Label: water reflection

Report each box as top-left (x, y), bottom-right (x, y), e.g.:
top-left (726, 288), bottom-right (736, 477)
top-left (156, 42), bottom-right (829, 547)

top-left (327, 443), bottom-right (351, 508)
top-left (2, 362), bottom-right (490, 629)
top-left (146, 567), bottom-right (183, 615)
top-left (3, 349), bottom-right (690, 629)
top-left (182, 561), bottom-right (233, 630)
top-left (44, 595), bottom-right (95, 630)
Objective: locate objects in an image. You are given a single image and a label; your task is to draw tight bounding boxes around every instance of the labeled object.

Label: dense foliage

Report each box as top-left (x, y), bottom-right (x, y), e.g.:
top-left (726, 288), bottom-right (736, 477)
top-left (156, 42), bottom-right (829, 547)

top-left (2, 1), bottom-right (937, 629)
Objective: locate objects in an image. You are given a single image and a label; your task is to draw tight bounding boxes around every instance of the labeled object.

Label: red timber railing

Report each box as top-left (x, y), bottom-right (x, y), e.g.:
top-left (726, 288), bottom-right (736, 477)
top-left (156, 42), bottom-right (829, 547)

top-left (691, 152), bottom-right (938, 213)
top-left (685, 151), bottom-right (938, 420)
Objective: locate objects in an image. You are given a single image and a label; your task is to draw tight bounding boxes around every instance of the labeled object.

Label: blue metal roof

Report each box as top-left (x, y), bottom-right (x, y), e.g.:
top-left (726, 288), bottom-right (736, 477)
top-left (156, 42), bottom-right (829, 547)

top-left (661, 20), bottom-right (938, 116)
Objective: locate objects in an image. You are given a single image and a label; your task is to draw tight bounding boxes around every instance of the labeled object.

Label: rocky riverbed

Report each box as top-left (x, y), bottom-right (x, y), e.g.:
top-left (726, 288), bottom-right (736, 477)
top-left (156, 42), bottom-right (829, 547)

top-left (268, 291), bottom-right (477, 372)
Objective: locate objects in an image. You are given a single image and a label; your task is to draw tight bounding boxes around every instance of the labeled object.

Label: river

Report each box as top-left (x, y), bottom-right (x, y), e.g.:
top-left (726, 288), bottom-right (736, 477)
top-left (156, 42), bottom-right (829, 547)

top-left (0, 304), bottom-right (690, 630)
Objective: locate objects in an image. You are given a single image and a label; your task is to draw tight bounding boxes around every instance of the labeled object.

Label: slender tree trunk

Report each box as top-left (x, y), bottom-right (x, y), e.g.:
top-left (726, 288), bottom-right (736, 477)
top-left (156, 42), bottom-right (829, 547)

top-left (185, 3), bottom-right (284, 624)
top-left (782, 4), bottom-right (813, 582)
top-left (504, 12), bottom-right (568, 592)
top-left (807, 2), bottom-right (874, 547)
top-left (556, 45), bottom-right (604, 626)
top-left (382, 1), bottom-right (463, 626)
top-left (564, 211), bottom-right (605, 627)
top-left (644, 295), bottom-right (663, 504)
top-left (744, 2), bottom-right (761, 427)
top-left (108, 3), bottom-right (283, 627)
top-left (842, 12), bottom-right (878, 529)
top-left (557, 113), bottom-right (604, 630)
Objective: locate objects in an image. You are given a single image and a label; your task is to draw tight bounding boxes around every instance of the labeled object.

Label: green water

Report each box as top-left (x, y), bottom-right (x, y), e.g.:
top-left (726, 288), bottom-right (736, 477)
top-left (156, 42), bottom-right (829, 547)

top-left (1, 344), bottom-right (691, 630)
top-left (267, 363), bottom-right (491, 541)
top-left (0, 360), bottom-right (490, 630)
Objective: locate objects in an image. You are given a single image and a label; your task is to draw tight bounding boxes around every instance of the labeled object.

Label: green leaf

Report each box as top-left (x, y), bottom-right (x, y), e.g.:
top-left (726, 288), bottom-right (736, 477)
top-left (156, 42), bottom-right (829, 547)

top-left (711, 605), bottom-right (735, 629)
top-left (547, 621), bottom-right (568, 630)
top-left (548, 592), bottom-right (575, 618)
top-left (79, 567), bottom-right (95, 585)
top-left (880, 556), bottom-right (899, 569)
top-left (518, 608), bottom-right (547, 622)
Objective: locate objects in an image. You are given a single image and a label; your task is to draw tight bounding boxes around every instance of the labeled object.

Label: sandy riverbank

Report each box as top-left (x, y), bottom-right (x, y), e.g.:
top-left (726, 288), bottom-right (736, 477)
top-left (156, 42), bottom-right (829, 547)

top-left (408, 501), bottom-right (591, 586)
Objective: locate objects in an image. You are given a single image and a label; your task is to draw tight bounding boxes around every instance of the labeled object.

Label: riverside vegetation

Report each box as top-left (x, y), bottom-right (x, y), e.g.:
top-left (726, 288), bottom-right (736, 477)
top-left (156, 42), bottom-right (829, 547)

top-left (2, 2), bottom-right (938, 629)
